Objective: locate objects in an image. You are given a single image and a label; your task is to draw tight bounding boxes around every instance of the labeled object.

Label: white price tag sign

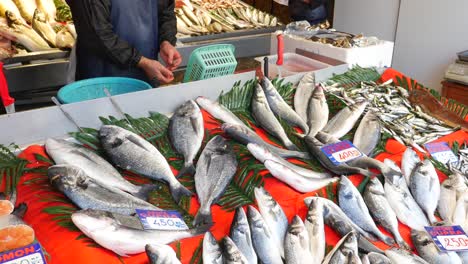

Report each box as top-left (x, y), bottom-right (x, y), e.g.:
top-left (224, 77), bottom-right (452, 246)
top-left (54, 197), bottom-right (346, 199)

top-left (320, 140), bottom-right (363, 165)
top-left (425, 225), bottom-right (468, 252)
top-left (136, 209), bottom-right (189, 231)
top-left (425, 142), bottom-right (458, 164)
top-left (438, 235), bottom-right (468, 251)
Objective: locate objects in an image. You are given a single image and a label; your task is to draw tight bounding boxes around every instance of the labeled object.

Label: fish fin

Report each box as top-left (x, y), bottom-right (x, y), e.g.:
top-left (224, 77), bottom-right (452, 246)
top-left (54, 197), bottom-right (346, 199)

top-left (193, 207), bottom-right (213, 227)
top-left (190, 116), bottom-right (203, 137)
top-left (175, 163), bottom-right (196, 178)
top-left (126, 134), bottom-right (152, 152)
top-left (169, 184), bottom-right (192, 204)
top-left (12, 203), bottom-right (27, 218)
top-left (134, 184), bottom-right (158, 201)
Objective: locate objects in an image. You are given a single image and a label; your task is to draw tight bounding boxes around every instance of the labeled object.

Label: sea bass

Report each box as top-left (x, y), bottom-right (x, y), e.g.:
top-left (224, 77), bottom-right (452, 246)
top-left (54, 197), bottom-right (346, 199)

top-left (1, 11), bottom-right (50, 51)
top-left (230, 208), bottom-right (257, 264)
top-left (411, 229), bottom-right (462, 264)
top-left (323, 231), bottom-right (361, 264)
top-left (385, 248), bottom-right (429, 264)
top-left (401, 148), bottom-right (420, 185)
top-left (99, 125), bottom-right (191, 203)
top-left (195, 96), bottom-right (249, 130)
top-left (307, 84), bottom-right (329, 137)
top-left (285, 216), bottom-right (313, 264)
top-left (322, 100), bottom-right (368, 139)
top-left (294, 72), bottom-right (315, 122)
top-left (145, 244), bottom-right (181, 264)
top-left (409, 160), bottom-right (440, 224)
top-left (203, 232), bottom-right (223, 264)
top-left (0, 0), bottom-right (25, 23)
top-left (353, 111), bottom-right (381, 156)
top-left (304, 198), bottom-right (325, 264)
top-left (32, 9), bottom-right (56, 47)
top-left (194, 136), bottom-right (237, 226)
top-left (222, 237), bottom-right (248, 264)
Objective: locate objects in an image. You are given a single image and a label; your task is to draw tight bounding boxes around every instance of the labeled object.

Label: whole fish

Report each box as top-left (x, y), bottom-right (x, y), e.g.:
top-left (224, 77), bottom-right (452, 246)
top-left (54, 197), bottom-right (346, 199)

top-left (55, 27), bottom-right (74, 49)
top-left (36, 0), bottom-right (56, 22)
top-left (458, 251), bottom-right (468, 264)
top-left (452, 191), bottom-right (468, 227)
top-left (367, 252), bottom-right (392, 264)
top-left (222, 237), bottom-right (248, 264)
top-left (2, 11), bottom-right (50, 51)
top-left (411, 229), bottom-right (462, 264)
top-left (145, 244), bottom-right (181, 264)
top-left (322, 100), bottom-right (368, 139)
top-left (307, 84), bottom-right (329, 137)
top-left (304, 198), bottom-right (325, 263)
top-left (264, 160), bottom-right (338, 193)
top-left (48, 165), bottom-right (160, 215)
top-left (294, 72), bottom-right (315, 122)
top-left (323, 231), bottom-right (360, 264)
top-left (222, 123), bottom-right (310, 159)
top-left (0, 0), bottom-right (25, 23)
top-left (261, 77), bottom-right (309, 134)
top-left (71, 209), bottom-right (209, 256)
top-left (194, 136), bottom-right (237, 226)
top-left (230, 208), bottom-right (257, 264)
top-left (338, 176), bottom-right (394, 246)
top-left (32, 9), bottom-right (56, 47)
top-left (99, 125), bottom-right (191, 203)
top-left (353, 111), bottom-right (381, 156)
top-left (247, 206), bottom-right (283, 264)
top-left (401, 148), bottom-right (420, 185)
top-left (361, 255), bottom-right (370, 264)
top-left (195, 96), bottom-right (249, 130)
top-left (169, 100), bottom-right (204, 178)
top-left (247, 143), bottom-right (330, 179)
top-left (203, 232), bottom-right (223, 264)
top-left (409, 160), bottom-right (440, 224)
top-left (385, 248), bottom-right (429, 264)
top-left (45, 138), bottom-right (154, 200)
top-left (12, 0), bottom-right (36, 23)
top-left (285, 216), bottom-right (313, 264)
top-left (363, 177), bottom-right (409, 249)
top-left (252, 83), bottom-right (299, 151)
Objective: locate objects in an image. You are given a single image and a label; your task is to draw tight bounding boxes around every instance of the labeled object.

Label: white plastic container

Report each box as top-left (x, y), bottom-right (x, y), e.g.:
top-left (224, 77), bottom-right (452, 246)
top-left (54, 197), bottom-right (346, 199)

top-left (256, 53), bottom-right (331, 79)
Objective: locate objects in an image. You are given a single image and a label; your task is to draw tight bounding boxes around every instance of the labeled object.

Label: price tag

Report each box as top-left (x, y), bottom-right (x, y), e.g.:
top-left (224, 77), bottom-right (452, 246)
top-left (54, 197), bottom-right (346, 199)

top-left (320, 140), bottom-right (363, 165)
top-left (425, 226), bottom-right (468, 252)
top-left (136, 209), bottom-right (189, 231)
top-left (425, 142), bottom-right (458, 165)
top-left (0, 243), bottom-right (46, 264)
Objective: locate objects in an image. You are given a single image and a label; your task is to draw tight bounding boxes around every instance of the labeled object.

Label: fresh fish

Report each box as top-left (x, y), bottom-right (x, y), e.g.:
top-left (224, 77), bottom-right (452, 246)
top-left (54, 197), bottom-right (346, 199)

top-left (353, 111), bottom-right (381, 156)
top-left (194, 136), bottom-right (237, 226)
top-left (222, 123), bottom-right (310, 159)
top-left (304, 198), bottom-right (325, 264)
top-left (145, 244), bottom-right (181, 264)
top-left (169, 100), bottom-right (204, 178)
top-left (247, 143), bottom-right (330, 179)
top-left (55, 27), bottom-right (74, 49)
top-left (294, 72), bottom-right (315, 122)
top-left (32, 9), bottom-right (56, 47)
top-left (71, 209), bottom-right (209, 256)
top-left (322, 100), bottom-right (368, 139)
top-left (409, 160), bottom-right (440, 224)
top-left (264, 160), bottom-right (338, 193)
top-left (402, 148), bottom-right (420, 185)
top-left (261, 77), bottom-right (309, 133)
top-left (229, 208), bottom-right (257, 264)
top-left (36, 0), bottom-right (56, 22)
top-left (304, 136), bottom-right (373, 177)
top-left (458, 251), bottom-right (468, 264)
top-left (323, 231), bottom-right (360, 264)
top-left (252, 83), bottom-right (299, 151)
top-left (361, 255), bottom-right (370, 264)
top-left (48, 165), bottom-right (160, 215)
top-left (411, 229), bottom-right (462, 264)
top-left (307, 84), bottom-right (329, 137)
top-left (222, 237), bottom-right (248, 264)
top-left (1, 11), bottom-right (50, 51)
top-left (195, 96), bottom-right (249, 129)
top-left (385, 248), bottom-right (429, 264)
top-left (254, 187), bottom-right (287, 257)
top-left (12, 0), bottom-right (36, 23)
top-left (367, 252), bottom-right (392, 264)
top-left (45, 138), bottom-right (154, 200)
top-left (285, 216), bottom-right (313, 264)
top-left (0, 0), bottom-right (25, 23)
top-left (384, 159), bottom-right (429, 230)
top-left (363, 177), bottom-right (409, 249)
top-left (99, 125), bottom-right (191, 203)
top-left (203, 232), bottom-right (223, 264)
top-left (452, 191), bottom-right (468, 227)
top-left (338, 176), bottom-right (395, 246)
top-left (439, 177), bottom-right (460, 222)
top-left (247, 206), bottom-right (283, 264)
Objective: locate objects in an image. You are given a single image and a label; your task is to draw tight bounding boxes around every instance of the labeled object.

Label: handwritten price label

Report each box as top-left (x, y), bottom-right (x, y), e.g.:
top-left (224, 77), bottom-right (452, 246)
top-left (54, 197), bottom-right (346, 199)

top-left (136, 209), bottom-right (189, 231)
top-left (0, 243), bottom-right (46, 264)
top-left (425, 142), bottom-right (458, 165)
top-left (425, 225), bottom-right (468, 252)
top-left (321, 140), bottom-right (363, 165)
top-left (439, 235), bottom-right (468, 251)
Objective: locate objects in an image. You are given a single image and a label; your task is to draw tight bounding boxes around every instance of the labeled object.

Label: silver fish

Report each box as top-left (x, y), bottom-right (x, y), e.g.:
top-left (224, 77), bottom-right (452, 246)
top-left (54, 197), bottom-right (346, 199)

top-left (195, 96), bottom-right (249, 130)
top-left (230, 208), bottom-right (257, 264)
top-left (411, 229), bottom-right (462, 264)
top-left (31, 9), bottom-right (56, 47)
top-left (145, 244), bottom-right (181, 264)
top-left (402, 148), bottom-right (420, 185)
top-left (169, 100), bottom-right (204, 178)
top-left (385, 248), bottom-right (429, 264)
top-left (353, 111), bottom-right (381, 156)
top-left (304, 198), bottom-right (325, 264)
top-left (285, 216), bottom-right (313, 264)
top-left (203, 232), bottom-right (223, 264)
top-left (194, 136), bottom-right (237, 226)
top-left (322, 100), bottom-right (368, 139)
top-left (254, 187), bottom-right (287, 257)
top-left (452, 191), bottom-right (468, 227)
top-left (367, 252), bottom-right (392, 264)
top-left (338, 176), bottom-right (394, 246)
top-left (71, 209), bottom-right (209, 256)
top-left (252, 83), bottom-right (299, 151)
top-left (48, 165), bottom-right (160, 215)
top-left (363, 177), bottom-right (409, 249)
top-left (222, 123), bottom-right (310, 159)
top-left (294, 72), bottom-right (315, 122)
top-left (409, 160), bottom-right (440, 224)
top-left (307, 84), bottom-right (329, 137)
top-left (261, 77), bottom-right (309, 134)
top-left (323, 231), bottom-right (360, 264)
top-left (99, 125), bottom-right (191, 203)
top-left (222, 237), bottom-right (248, 264)
top-left (439, 177), bottom-right (459, 222)
top-left (45, 138), bottom-right (153, 200)
top-left (247, 206), bottom-right (283, 264)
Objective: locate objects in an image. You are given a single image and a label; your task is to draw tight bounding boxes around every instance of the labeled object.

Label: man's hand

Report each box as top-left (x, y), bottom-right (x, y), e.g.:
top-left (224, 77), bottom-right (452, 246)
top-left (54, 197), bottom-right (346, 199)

top-left (160, 41), bottom-right (181, 71)
top-left (138, 56), bottom-right (174, 84)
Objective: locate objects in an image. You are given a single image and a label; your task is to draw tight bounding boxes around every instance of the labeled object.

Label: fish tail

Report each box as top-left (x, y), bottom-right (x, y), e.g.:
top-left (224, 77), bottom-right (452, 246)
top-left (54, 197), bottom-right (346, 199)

top-left (396, 237), bottom-right (411, 250)
top-left (169, 184), bottom-right (192, 204)
top-left (380, 234), bottom-right (395, 246)
top-left (175, 163), bottom-right (196, 178)
top-left (193, 206), bottom-right (213, 227)
top-left (135, 184), bottom-right (158, 201)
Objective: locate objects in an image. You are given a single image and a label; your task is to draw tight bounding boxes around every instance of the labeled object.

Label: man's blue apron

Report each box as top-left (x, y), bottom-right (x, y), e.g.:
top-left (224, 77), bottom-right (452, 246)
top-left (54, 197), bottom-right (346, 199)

top-left (77, 0), bottom-right (158, 84)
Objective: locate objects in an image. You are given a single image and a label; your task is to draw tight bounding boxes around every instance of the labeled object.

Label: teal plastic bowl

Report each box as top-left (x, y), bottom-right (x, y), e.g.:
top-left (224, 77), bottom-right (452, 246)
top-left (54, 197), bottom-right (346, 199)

top-left (57, 77), bottom-right (152, 104)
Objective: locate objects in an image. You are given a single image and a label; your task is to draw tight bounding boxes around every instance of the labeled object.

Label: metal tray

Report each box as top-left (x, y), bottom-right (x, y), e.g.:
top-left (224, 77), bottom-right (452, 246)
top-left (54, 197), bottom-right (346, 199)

top-left (458, 50), bottom-right (468, 62)
top-left (4, 49), bottom-right (70, 65)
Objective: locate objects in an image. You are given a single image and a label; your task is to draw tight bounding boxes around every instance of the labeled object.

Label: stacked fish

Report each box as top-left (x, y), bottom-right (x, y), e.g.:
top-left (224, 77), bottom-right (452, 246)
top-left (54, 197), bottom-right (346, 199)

top-left (449, 142), bottom-right (468, 176)
top-left (0, 0), bottom-right (75, 53)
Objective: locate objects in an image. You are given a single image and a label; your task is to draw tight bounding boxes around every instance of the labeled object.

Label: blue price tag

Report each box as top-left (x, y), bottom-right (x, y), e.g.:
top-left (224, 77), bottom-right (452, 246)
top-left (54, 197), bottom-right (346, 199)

top-left (136, 209), bottom-right (189, 231)
top-left (320, 140), bottom-right (363, 165)
top-left (425, 142), bottom-right (458, 164)
top-left (425, 225), bottom-right (468, 252)
top-left (0, 243), bottom-right (46, 264)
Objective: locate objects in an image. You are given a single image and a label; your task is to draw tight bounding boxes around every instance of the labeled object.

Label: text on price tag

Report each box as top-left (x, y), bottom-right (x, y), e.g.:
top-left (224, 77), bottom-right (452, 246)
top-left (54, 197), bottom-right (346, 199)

top-left (320, 140), bottom-right (363, 165)
top-left (0, 243), bottom-right (46, 264)
top-left (425, 225), bottom-right (468, 252)
top-left (425, 142), bottom-right (458, 165)
top-left (136, 209), bottom-right (189, 231)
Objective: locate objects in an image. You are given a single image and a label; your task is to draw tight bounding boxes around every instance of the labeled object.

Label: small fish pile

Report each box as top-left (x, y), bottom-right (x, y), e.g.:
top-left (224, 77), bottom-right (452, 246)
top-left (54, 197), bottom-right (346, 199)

top-left (450, 142), bottom-right (468, 176)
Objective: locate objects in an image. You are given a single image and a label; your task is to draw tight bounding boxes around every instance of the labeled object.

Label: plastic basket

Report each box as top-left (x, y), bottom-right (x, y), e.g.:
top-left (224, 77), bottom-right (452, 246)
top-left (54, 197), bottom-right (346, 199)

top-left (57, 77), bottom-right (152, 104)
top-left (183, 44), bottom-right (238, 83)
